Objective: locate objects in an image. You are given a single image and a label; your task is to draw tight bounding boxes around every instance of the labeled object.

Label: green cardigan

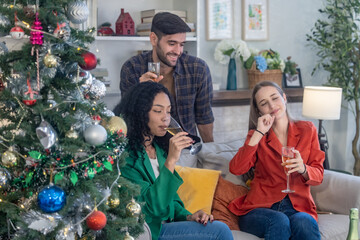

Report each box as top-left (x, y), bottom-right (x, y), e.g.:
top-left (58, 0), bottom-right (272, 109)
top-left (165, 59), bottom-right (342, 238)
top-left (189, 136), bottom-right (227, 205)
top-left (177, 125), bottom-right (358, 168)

top-left (121, 143), bottom-right (191, 240)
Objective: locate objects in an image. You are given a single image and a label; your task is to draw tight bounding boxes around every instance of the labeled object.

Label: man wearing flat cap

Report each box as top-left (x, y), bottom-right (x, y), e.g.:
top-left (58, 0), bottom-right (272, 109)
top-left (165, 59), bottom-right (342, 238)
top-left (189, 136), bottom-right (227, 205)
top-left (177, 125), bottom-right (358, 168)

top-left (120, 12), bottom-right (214, 143)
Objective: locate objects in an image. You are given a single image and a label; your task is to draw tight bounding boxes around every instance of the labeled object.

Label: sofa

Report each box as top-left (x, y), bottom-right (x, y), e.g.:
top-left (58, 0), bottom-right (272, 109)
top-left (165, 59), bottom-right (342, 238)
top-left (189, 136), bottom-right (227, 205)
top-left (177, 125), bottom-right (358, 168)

top-left (137, 138), bottom-right (360, 240)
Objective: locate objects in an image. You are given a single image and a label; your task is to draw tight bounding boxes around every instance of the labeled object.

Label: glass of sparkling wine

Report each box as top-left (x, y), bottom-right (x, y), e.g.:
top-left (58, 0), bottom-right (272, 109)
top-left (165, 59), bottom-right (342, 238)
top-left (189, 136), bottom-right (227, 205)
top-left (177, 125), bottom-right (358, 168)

top-left (165, 117), bottom-right (202, 155)
top-left (148, 62), bottom-right (160, 81)
top-left (282, 146), bottom-right (295, 193)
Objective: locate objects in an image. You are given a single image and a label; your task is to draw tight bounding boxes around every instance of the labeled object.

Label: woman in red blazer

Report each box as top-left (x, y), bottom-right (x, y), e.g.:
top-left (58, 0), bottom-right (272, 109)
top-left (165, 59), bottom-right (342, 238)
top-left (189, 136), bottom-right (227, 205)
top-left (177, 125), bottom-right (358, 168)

top-left (228, 81), bottom-right (324, 240)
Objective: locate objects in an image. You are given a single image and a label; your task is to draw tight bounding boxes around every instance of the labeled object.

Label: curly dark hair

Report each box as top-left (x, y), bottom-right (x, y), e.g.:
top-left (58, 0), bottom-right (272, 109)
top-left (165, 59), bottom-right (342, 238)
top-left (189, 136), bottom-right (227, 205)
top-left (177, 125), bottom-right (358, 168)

top-left (113, 81), bottom-right (172, 159)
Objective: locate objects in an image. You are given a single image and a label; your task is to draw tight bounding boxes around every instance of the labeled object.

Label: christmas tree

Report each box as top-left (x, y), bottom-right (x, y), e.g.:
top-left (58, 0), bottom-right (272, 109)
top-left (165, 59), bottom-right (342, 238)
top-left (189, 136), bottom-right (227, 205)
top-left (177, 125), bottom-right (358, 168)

top-left (0, 1), bottom-right (143, 239)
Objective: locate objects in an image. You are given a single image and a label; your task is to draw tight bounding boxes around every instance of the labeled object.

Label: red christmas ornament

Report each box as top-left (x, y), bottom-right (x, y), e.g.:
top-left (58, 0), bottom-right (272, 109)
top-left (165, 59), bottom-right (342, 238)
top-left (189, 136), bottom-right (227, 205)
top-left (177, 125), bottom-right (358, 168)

top-left (86, 210), bottom-right (107, 230)
top-left (30, 12), bottom-right (43, 45)
top-left (79, 52), bottom-right (97, 70)
top-left (22, 99), bottom-right (37, 106)
top-left (22, 74), bottom-right (38, 106)
top-left (10, 12), bottom-right (25, 39)
top-left (0, 75), bottom-right (5, 92)
top-left (10, 26), bottom-right (25, 39)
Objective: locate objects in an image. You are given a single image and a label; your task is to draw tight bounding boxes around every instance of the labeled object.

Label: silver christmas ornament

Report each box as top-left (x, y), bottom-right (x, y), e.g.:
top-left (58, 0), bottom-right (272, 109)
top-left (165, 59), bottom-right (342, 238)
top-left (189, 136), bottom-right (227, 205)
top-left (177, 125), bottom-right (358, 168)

top-left (87, 79), bottom-right (106, 100)
top-left (36, 120), bottom-right (58, 149)
top-left (22, 210), bottom-right (61, 235)
top-left (76, 70), bottom-right (93, 91)
top-left (0, 14), bottom-right (10, 36)
top-left (84, 124), bottom-right (107, 146)
top-left (66, 1), bottom-right (89, 24)
top-left (0, 14), bottom-right (9, 27)
top-left (0, 42), bottom-right (8, 55)
top-left (102, 109), bottom-right (115, 117)
top-left (0, 168), bottom-right (11, 189)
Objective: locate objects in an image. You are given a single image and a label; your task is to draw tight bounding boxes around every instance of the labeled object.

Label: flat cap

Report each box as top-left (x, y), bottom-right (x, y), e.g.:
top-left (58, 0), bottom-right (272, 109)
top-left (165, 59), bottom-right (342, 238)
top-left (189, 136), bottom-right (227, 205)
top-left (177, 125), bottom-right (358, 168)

top-left (151, 12), bottom-right (191, 34)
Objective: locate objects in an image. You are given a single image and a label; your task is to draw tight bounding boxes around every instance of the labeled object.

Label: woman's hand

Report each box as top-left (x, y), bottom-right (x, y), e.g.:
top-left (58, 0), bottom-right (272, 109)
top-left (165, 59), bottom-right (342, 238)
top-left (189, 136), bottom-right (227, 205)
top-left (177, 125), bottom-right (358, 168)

top-left (139, 72), bottom-right (164, 83)
top-left (248, 114), bottom-right (275, 146)
top-left (186, 210), bottom-right (214, 225)
top-left (283, 149), bottom-right (307, 175)
top-left (257, 114), bottom-right (275, 134)
top-left (165, 132), bottom-right (193, 167)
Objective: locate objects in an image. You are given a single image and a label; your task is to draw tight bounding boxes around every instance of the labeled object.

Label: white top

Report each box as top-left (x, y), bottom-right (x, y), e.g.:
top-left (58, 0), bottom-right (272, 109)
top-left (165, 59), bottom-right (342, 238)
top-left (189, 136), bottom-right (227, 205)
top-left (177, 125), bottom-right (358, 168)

top-left (149, 157), bottom-right (159, 178)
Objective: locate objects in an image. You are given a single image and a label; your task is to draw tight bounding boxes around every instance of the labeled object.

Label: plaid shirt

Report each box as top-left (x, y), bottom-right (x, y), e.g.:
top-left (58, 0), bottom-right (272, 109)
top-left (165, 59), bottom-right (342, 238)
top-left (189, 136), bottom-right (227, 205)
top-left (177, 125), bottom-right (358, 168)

top-left (120, 51), bottom-right (214, 136)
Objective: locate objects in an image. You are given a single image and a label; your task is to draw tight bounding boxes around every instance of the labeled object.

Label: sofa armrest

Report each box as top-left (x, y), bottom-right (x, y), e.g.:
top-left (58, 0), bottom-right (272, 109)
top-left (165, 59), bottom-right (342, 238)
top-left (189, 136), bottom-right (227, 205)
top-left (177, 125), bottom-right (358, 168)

top-left (136, 222), bottom-right (151, 240)
top-left (311, 169), bottom-right (360, 215)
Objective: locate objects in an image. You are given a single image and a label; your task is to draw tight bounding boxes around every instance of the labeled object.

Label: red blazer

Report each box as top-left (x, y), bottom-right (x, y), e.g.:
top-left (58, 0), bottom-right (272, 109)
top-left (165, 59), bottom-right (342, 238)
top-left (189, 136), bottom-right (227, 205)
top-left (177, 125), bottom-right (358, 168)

top-left (228, 121), bottom-right (325, 221)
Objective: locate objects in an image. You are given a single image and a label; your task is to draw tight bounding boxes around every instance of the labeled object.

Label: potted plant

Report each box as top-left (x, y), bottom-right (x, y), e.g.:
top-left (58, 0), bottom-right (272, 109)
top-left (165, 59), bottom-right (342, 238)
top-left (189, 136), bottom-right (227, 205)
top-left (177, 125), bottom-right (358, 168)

top-left (307, 0), bottom-right (360, 175)
top-left (243, 48), bottom-right (285, 89)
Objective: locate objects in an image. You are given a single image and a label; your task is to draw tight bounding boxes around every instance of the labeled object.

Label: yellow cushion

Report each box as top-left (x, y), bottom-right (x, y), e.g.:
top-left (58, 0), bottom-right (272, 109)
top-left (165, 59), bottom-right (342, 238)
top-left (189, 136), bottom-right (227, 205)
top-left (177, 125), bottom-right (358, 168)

top-left (175, 166), bottom-right (221, 215)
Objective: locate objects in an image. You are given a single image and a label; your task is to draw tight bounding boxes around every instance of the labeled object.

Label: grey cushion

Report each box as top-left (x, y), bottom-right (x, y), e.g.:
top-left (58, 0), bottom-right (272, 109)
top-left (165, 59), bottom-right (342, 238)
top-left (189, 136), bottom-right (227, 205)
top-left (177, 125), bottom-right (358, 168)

top-left (318, 214), bottom-right (350, 240)
top-left (177, 149), bottom-right (198, 168)
top-left (197, 138), bottom-right (246, 186)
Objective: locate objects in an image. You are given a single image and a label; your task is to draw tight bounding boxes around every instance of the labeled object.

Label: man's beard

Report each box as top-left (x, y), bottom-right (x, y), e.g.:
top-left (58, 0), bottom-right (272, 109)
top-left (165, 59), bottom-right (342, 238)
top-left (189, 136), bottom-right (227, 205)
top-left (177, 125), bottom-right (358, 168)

top-left (156, 44), bottom-right (178, 67)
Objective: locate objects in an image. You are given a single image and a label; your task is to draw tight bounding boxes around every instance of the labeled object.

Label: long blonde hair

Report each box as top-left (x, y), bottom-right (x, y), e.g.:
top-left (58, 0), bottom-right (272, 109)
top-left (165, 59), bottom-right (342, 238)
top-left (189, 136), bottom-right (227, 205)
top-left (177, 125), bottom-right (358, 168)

top-left (248, 81), bottom-right (290, 130)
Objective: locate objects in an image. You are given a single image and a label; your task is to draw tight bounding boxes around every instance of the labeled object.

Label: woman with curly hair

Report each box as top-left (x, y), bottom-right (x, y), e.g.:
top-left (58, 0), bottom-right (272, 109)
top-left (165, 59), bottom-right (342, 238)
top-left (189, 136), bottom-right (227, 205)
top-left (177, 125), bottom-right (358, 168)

top-left (114, 81), bottom-right (232, 240)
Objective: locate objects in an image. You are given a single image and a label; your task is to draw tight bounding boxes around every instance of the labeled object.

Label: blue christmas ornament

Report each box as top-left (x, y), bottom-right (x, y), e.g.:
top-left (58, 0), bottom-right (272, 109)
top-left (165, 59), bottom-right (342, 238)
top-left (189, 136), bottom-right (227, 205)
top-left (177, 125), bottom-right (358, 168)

top-left (37, 184), bottom-right (66, 213)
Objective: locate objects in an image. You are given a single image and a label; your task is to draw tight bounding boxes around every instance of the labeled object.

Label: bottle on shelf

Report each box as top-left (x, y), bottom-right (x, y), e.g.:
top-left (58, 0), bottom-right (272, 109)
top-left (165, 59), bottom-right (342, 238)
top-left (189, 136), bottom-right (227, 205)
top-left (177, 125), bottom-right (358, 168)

top-left (346, 208), bottom-right (359, 240)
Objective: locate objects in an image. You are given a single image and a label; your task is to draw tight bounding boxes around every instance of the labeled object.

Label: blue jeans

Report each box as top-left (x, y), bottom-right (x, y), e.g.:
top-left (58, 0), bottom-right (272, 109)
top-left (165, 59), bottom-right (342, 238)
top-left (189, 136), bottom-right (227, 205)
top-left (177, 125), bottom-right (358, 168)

top-left (238, 196), bottom-right (320, 240)
top-left (159, 220), bottom-right (233, 240)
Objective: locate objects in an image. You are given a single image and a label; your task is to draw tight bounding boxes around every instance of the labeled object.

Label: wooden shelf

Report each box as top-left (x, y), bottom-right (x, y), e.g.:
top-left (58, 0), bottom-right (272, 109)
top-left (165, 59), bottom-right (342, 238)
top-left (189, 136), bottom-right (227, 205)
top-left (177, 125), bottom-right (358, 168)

top-left (212, 88), bottom-right (304, 107)
top-left (95, 36), bottom-right (197, 41)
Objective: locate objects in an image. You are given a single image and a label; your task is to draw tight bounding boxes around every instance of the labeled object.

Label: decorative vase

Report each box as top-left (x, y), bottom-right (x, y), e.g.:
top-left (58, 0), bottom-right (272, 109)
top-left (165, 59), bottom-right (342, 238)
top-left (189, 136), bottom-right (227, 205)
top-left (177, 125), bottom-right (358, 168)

top-left (226, 58), bottom-right (237, 90)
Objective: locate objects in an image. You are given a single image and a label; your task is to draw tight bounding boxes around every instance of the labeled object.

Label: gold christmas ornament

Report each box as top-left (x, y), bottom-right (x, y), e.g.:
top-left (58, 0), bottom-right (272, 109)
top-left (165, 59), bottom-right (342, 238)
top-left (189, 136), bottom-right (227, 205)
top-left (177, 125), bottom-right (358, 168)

top-left (18, 193), bottom-right (37, 210)
top-left (106, 195), bottom-right (120, 208)
top-left (78, 235), bottom-right (96, 240)
top-left (43, 52), bottom-right (58, 68)
top-left (104, 116), bottom-right (127, 135)
top-left (1, 150), bottom-right (18, 167)
top-left (65, 129), bottom-right (79, 139)
top-left (124, 232), bottom-right (134, 240)
top-left (126, 198), bottom-right (141, 217)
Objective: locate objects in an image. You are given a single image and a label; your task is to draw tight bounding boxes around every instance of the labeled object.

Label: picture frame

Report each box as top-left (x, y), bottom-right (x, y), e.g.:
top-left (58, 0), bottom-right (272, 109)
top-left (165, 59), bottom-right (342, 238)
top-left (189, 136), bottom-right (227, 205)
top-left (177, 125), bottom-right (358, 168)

top-left (242, 0), bottom-right (268, 41)
top-left (206, 0), bottom-right (233, 40)
top-left (283, 68), bottom-right (303, 88)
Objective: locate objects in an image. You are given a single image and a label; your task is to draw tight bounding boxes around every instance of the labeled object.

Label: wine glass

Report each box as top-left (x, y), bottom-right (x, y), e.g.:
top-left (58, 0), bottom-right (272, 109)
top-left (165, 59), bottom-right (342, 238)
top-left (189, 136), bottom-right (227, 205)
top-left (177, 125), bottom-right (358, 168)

top-left (281, 146), bottom-right (295, 193)
top-left (165, 117), bottom-right (202, 155)
top-left (148, 62), bottom-right (160, 81)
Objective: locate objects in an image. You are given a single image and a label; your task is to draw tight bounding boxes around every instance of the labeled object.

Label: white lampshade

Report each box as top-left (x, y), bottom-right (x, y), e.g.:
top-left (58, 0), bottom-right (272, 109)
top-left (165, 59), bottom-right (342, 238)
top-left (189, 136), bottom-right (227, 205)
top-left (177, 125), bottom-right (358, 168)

top-left (302, 86), bottom-right (342, 120)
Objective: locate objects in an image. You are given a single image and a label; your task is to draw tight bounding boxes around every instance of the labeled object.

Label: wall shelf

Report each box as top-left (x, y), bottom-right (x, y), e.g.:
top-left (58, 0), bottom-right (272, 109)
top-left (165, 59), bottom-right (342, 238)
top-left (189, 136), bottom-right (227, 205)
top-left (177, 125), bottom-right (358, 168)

top-left (95, 36), bottom-right (197, 41)
top-left (212, 88), bottom-right (304, 107)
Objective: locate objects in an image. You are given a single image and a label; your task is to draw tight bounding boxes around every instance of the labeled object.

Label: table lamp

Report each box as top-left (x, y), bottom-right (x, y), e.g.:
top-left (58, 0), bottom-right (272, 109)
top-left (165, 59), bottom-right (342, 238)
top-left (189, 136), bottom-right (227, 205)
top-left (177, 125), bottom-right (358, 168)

top-left (302, 86), bottom-right (342, 169)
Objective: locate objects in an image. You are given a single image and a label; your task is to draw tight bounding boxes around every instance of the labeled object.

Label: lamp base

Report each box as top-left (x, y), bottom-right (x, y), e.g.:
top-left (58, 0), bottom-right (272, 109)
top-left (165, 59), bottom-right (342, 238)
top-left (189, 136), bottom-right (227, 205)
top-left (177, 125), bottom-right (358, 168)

top-left (318, 119), bottom-right (330, 169)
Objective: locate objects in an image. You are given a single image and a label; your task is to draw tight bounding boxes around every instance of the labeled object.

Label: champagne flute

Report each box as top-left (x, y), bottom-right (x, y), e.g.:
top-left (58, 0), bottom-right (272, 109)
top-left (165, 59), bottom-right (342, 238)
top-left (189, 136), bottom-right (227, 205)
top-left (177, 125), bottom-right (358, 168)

top-left (281, 146), bottom-right (295, 193)
top-left (148, 62), bottom-right (160, 81)
top-left (165, 117), bottom-right (202, 155)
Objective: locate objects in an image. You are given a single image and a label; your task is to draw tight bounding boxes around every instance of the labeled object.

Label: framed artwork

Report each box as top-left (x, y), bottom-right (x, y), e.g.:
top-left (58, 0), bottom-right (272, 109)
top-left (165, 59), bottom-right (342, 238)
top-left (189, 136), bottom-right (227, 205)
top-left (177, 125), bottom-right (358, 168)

top-left (283, 68), bottom-right (303, 88)
top-left (242, 0), bottom-right (268, 41)
top-left (206, 0), bottom-right (233, 40)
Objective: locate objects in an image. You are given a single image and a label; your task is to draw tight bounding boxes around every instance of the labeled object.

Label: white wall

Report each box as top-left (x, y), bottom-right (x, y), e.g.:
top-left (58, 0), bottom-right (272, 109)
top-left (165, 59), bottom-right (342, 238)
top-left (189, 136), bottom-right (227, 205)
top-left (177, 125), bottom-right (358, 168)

top-left (95, 0), bottom-right (354, 173)
top-left (198, 0), bottom-right (353, 173)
